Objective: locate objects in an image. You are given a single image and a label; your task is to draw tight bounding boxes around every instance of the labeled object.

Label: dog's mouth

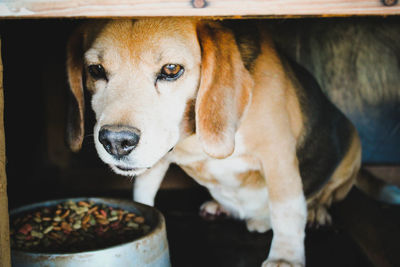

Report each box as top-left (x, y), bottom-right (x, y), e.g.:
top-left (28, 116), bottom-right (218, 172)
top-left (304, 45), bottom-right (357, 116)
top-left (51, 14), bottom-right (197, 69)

top-left (116, 165), bottom-right (135, 171)
top-left (111, 164), bottom-right (149, 176)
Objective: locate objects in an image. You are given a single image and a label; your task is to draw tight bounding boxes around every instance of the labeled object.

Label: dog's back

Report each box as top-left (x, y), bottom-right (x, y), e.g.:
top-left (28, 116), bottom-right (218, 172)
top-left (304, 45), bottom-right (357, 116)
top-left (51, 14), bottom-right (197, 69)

top-left (284, 55), bottom-right (356, 198)
top-left (225, 20), bottom-right (360, 198)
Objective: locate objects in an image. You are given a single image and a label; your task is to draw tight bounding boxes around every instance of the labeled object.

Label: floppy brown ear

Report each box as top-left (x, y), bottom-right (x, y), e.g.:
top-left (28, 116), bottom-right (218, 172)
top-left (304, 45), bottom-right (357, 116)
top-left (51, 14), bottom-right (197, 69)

top-left (196, 22), bottom-right (253, 159)
top-left (66, 27), bottom-right (85, 152)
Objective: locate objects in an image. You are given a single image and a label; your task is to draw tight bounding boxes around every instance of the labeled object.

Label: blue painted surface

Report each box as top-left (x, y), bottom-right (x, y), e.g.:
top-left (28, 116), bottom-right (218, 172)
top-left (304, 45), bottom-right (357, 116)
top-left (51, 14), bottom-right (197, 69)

top-left (349, 101), bottom-right (400, 164)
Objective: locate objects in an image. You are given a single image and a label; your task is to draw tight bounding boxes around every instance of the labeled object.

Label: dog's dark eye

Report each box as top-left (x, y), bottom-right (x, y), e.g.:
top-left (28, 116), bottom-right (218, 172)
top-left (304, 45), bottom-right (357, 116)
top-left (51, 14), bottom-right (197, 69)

top-left (158, 64), bottom-right (184, 81)
top-left (88, 64), bottom-right (107, 80)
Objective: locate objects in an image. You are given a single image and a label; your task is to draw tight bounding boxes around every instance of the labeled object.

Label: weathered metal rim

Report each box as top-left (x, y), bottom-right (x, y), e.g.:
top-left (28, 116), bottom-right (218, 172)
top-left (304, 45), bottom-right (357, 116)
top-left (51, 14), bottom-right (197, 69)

top-left (10, 197), bottom-right (166, 257)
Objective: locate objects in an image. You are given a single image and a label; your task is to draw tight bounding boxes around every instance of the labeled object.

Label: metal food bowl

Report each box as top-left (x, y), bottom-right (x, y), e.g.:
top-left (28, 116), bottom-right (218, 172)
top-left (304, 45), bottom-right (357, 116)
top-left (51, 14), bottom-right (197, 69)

top-left (10, 197), bottom-right (171, 267)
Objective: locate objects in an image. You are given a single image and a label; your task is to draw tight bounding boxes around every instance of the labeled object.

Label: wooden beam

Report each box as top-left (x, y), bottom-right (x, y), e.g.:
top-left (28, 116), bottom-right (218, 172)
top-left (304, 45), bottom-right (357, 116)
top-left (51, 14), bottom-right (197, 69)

top-left (0, 37), bottom-right (11, 267)
top-left (0, 0), bottom-right (399, 18)
top-left (333, 187), bottom-right (400, 267)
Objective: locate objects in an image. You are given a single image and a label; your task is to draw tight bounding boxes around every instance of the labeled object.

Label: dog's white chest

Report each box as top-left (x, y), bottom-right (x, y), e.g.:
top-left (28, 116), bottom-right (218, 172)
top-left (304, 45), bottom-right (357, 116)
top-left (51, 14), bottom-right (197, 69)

top-left (171, 135), bottom-right (270, 219)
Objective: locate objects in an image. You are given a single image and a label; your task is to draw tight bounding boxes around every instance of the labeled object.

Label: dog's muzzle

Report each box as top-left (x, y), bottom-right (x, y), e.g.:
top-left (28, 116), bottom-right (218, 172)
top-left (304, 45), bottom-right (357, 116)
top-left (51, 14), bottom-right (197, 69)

top-left (98, 125), bottom-right (141, 159)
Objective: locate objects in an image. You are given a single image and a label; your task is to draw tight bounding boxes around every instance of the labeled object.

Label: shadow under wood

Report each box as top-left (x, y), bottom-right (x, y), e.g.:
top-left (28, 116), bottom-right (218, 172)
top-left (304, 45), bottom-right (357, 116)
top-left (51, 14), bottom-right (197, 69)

top-left (332, 186), bottom-right (400, 267)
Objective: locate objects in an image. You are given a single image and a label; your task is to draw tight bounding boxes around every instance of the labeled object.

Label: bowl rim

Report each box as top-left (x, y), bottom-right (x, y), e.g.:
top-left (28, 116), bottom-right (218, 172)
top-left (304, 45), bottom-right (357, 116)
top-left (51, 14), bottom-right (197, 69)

top-left (10, 197), bottom-right (166, 257)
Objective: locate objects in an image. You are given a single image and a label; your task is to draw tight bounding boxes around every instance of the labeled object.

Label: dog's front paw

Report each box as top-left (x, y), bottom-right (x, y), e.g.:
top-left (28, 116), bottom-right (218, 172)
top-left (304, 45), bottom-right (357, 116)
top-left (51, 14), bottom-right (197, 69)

top-left (199, 200), bottom-right (229, 221)
top-left (246, 218), bottom-right (271, 233)
top-left (262, 259), bottom-right (304, 267)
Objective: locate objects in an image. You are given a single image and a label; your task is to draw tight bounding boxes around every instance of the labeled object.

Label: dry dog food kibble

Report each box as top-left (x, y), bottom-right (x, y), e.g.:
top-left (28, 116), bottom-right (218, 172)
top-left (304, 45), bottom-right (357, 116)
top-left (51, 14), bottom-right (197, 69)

top-left (10, 201), bottom-right (151, 253)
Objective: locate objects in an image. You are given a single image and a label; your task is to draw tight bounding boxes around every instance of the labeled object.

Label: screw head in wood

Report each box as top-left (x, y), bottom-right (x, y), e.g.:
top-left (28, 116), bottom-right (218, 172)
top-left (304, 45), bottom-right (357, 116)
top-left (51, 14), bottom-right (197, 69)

top-left (192, 0), bottom-right (207, 8)
top-left (382, 0), bottom-right (398, 6)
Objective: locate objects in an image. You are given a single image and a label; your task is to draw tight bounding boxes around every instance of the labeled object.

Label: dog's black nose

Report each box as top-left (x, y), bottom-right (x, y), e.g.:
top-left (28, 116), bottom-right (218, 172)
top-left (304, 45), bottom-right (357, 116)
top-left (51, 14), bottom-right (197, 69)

top-left (98, 125), bottom-right (140, 158)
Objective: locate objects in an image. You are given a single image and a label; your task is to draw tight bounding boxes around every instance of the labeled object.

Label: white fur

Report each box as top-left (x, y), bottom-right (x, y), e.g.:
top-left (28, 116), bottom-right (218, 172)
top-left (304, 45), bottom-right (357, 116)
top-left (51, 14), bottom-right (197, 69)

top-left (246, 217), bottom-right (271, 233)
top-left (207, 185), bottom-right (269, 219)
top-left (267, 195), bottom-right (307, 265)
top-left (174, 133), bottom-right (269, 220)
top-left (133, 159), bottom-right (170, 206)
top-left (200, 200), bottom-right (228, 215)
top-left (86, 20), bottom-right (201, 176)
top-left (169, 135), bottom-right (208, 165)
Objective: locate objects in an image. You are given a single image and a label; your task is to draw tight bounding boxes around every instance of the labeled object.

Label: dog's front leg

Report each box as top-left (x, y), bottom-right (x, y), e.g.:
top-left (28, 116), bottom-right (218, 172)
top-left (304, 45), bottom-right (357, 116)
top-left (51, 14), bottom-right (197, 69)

top-left (260, 148), bottom-right (307, 267)
top-left (133, 159), bottom-right (170, 206)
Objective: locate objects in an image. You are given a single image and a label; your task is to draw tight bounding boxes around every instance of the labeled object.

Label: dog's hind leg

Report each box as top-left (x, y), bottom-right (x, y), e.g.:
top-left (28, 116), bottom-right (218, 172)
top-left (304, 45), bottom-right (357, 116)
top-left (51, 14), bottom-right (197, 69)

top-left (246, 217), bottom-right (272, 233)
top-left (199, 200), bottom-right (230, 221)
top-left (307, 130), bottom-right (361, 227)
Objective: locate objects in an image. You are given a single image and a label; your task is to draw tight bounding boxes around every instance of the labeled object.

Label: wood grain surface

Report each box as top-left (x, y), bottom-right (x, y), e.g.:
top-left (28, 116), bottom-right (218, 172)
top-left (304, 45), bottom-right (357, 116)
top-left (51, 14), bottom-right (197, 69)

top-left (0, 37), bottom-right (11, 267)
top-left (0, 0), bottom-right (399, 18)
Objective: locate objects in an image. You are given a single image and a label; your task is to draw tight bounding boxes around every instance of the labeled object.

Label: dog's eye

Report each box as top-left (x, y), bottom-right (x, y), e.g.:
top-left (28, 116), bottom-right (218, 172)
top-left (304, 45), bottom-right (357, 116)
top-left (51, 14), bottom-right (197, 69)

top-left (158, 64), bottom-right (184, 81)
top-left (88, 64), bottom-right (107, 80)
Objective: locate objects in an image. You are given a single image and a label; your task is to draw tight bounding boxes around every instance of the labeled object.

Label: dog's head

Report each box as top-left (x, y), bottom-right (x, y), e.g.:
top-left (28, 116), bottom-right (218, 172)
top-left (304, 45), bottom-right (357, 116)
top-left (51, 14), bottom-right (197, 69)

top-left (66, 18), bottom-right (253, 176)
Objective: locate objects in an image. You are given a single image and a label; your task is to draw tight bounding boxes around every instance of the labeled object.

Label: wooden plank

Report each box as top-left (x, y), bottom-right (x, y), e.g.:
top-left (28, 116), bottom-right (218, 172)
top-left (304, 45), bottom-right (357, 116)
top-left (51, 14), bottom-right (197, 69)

top-left (332, 186), bottom-right (400, 267)
top-left (0, 0), bottom-right (399, 18)
top-left (0, 37), bottom-right (11, 267)
top-left (364, 165), bottom-right (400, 187)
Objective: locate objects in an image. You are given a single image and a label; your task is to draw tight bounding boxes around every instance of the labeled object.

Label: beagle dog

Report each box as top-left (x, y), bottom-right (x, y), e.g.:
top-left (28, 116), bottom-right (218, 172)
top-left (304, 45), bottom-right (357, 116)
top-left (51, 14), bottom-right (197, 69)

top-left (66, 18), bottom-right (361, 267)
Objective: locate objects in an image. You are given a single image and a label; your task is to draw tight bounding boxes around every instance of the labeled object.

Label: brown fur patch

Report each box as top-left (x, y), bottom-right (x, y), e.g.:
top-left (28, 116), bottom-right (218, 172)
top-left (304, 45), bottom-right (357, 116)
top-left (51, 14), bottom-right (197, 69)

top-left (195, 22), bottom-right (253, 159)
top-left (196, 24), bottom-right (227, 141)
top-left (180, 98), bottom-right (196, 136)
top-left (66, 27), bottom-right (85, 152)
top-left (307, 128), bottom-right (361, 206)
top-left (181, 162), bottom-right (219, 185)
top-left (238, 170), bottom-right (266, 188)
